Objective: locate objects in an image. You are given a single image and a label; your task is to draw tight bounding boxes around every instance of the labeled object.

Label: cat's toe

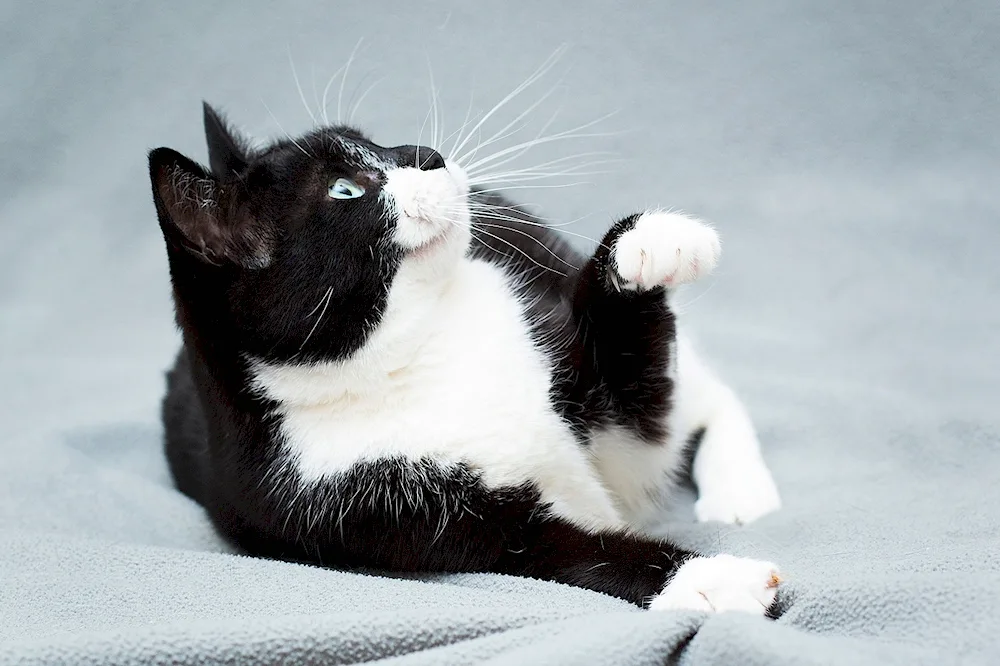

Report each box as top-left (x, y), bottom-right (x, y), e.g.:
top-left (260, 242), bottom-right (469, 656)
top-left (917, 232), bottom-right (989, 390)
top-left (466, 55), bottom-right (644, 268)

top-left (648, 555), bottom-right (781, 615)
top-left (611, 211), bottom-right (720, 291)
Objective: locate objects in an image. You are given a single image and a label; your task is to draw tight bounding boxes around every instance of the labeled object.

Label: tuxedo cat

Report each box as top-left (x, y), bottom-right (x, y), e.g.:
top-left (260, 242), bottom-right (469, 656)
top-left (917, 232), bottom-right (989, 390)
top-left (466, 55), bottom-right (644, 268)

top-left (152, 102), bottom-right (783, 614)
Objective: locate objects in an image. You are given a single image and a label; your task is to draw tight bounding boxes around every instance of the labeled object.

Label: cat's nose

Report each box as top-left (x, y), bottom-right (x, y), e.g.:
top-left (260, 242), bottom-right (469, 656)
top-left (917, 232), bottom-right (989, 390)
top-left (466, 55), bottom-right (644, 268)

top-left (392, 145), bottom-right (447, 171)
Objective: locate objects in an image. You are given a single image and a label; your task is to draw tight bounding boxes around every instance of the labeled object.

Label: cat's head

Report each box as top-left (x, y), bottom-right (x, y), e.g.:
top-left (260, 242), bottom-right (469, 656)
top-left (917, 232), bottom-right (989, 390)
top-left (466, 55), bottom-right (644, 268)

top-left (149, 103), bottom-right (470, 363)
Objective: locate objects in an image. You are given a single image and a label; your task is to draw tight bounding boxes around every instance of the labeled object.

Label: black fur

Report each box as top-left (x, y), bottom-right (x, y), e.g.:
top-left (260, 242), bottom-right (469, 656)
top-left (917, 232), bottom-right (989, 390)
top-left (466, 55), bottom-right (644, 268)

top-left (154, 103), bottom-right (699, 608)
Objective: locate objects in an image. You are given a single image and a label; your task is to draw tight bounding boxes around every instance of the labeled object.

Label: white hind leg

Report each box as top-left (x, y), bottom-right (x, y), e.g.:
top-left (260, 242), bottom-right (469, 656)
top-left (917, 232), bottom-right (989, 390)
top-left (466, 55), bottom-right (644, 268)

top-left (673, 335), bottom-right (781, 524)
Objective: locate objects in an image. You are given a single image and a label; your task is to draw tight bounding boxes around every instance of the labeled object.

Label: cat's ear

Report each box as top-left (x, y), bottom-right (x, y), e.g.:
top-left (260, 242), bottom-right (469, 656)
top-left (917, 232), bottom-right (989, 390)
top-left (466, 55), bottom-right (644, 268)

top-left (148, 147), bottom-right (272, 269)
top-left (202, 101), bottom-right (251, 179)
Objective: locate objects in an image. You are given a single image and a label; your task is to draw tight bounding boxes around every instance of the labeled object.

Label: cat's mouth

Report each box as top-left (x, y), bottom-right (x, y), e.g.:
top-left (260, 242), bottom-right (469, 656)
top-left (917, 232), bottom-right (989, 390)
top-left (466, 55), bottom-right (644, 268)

top-left (385, 160), bottom-right (470, 256)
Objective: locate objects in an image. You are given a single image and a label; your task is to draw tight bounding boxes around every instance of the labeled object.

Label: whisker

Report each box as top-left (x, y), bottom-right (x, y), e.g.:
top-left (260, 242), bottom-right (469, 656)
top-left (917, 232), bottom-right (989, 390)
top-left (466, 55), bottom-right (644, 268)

top-left (435, 212), bottom-right (569, 278)
top-left (446, 91), bottom-right (477, 157)
top-left (336, 38), bottom-right (364, 124)
top-left (346, 71), bottom-right (382, 126)
top-left (261, 99), bottom-right (313, 157)
top-left (450, 45), bottom-right (568, 159)
top-left (297, 286), bottom-right (334, 354)
top-left (466, 163), bottom-right (618, 185)
top-left (469, 224), bottom-right (568, 278)
top-left (467, 208), bottom-right (605, 247)
top-left (454, 81), bottom-right (564, 165)
top-left (473, 220), bottom-right (578, 270)
top-left (286, 47), bottom-right (317, 126)
top-left (321, 62), bottom-right (350, 126)
top-left (426, 56), bottom-right (442, 149)
top-left (468, 182), bottom-right (591, 194)
top-left (417, 104), bottom-right (434, 164)
top-left (310, 63), bottom-right (322, 127)
top-left (464, 111), bottom-right (620, 173)
top-left (462, 107), bottom-right (558, 171)
top-left (461, 105), bottom-right (562, 171)
top-left (466, 151), bottom-right (619, 178)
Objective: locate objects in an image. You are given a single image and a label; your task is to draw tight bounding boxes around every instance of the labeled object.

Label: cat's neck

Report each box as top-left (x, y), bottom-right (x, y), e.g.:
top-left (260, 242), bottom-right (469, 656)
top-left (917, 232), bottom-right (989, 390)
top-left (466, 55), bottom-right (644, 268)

top-left (246, 259), bottom-right (463, 406)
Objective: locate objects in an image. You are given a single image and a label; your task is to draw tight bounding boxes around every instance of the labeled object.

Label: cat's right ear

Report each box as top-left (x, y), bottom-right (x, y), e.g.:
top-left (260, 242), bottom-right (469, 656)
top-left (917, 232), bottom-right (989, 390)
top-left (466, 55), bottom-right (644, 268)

top-left (203, 102), bottom-right (251, 179)
top-left (148, 147), bottom-right (272, 268)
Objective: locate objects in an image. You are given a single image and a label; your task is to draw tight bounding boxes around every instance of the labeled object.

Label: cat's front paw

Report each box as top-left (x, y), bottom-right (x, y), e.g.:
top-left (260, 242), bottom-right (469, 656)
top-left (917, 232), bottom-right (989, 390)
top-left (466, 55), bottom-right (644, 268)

top-left (648, 554), bottom-right (781, 615)
top-left (611, 211), bottom-right (721, 291)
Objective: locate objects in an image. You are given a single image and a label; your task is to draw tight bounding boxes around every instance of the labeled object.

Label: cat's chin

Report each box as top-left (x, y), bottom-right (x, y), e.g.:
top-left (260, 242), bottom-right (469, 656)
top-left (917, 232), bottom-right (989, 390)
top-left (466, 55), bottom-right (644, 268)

top-left (408, 234), bottom-right (449, 260)
top-left (407, 224), bottom-right (469, 262)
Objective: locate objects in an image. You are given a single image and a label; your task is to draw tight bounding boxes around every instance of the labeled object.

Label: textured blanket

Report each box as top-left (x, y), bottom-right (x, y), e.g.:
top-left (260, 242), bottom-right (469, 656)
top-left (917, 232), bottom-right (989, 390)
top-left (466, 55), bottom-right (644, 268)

top-left (3, 1), bottom-right (999, 664)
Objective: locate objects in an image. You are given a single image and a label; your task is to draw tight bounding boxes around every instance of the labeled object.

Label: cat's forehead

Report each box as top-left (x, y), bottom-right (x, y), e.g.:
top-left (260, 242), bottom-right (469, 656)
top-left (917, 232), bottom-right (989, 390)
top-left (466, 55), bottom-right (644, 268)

top-left (296, 126), bottom-right (391, 171)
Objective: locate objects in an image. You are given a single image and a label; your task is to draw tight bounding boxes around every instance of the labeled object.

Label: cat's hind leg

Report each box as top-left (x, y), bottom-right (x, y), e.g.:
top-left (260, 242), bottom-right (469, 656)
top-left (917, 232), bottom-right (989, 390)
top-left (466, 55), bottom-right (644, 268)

top-left (674, 336), bottom-right (781, 524)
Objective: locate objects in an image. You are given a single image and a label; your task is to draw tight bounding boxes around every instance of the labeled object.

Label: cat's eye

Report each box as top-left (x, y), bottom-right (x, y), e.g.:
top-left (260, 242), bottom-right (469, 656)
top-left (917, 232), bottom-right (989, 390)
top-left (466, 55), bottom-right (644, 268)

top-left (328, 177), bottom-right (365, 200)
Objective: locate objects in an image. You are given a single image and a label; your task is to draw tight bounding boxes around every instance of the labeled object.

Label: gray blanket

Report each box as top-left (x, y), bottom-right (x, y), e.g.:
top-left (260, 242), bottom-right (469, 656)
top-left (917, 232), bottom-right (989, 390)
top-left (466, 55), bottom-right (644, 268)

top-left (3, 1), bottom-right (999, 664)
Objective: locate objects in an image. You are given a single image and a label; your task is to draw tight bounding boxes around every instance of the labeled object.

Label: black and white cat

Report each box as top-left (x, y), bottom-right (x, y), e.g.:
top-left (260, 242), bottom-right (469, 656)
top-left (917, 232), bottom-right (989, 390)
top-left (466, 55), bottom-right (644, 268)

top-left (152, 102), bottom-right (783, 614)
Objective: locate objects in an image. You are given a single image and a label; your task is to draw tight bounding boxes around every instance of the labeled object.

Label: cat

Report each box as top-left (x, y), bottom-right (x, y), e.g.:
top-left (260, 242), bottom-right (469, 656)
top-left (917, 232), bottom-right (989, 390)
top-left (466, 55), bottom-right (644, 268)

top-left (151, 101), bottom-right (783, 614)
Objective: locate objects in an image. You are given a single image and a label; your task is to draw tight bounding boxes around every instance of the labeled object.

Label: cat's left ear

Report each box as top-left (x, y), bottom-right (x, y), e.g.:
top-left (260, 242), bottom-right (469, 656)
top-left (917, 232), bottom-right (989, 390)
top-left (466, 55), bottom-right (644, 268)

top-left (203, 101), bottom-right (252, 179)
top-left (148, 147), bottom-right (272, 269)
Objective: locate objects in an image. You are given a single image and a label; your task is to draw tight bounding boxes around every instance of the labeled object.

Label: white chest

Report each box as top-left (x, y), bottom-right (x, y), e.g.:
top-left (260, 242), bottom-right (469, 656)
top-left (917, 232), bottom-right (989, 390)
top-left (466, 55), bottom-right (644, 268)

top-left (249, 259), bottom-right (601, 499)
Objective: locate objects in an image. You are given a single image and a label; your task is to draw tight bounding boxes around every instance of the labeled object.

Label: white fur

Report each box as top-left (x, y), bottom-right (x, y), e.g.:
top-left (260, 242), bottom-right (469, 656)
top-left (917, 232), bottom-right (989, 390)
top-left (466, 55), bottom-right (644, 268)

top-left (648, 554), bottom-right (781, 614)
top-left (588, 425), bottom-right (687, 528)
top-left (612, 211), bottom-right (721, 290)
top-left (383, 164), bottom-right (469, 252)
top-left (675, 336), bottom-right (782, 524)
top-left (249, 175), bottom-right (779, 538)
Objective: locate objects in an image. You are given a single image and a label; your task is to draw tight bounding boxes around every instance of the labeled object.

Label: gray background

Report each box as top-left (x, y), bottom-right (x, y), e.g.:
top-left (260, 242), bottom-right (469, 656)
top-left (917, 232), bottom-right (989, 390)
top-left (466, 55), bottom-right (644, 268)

top-left (2, 1), bottom-right (999, 664)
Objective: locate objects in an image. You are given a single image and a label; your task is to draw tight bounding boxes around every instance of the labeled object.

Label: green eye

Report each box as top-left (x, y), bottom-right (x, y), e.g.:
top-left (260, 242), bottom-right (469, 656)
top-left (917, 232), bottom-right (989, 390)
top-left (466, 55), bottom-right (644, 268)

top-left (328, 177), bottom-right (365, 199)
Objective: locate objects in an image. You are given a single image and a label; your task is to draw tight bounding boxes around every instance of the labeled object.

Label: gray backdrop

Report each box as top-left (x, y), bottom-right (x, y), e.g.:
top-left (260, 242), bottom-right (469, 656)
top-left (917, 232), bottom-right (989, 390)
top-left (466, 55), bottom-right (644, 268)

top-left (2, 2), bottom-right (999, 664)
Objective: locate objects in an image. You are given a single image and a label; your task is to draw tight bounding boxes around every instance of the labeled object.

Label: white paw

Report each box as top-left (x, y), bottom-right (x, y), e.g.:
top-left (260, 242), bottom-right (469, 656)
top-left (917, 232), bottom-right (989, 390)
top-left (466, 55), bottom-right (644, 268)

top-left (612, 211), bottom-right (721, 291)
top-left (694, 465), bottom-right (782, 525)
top-left (648, 555), bottom-right (781, 614)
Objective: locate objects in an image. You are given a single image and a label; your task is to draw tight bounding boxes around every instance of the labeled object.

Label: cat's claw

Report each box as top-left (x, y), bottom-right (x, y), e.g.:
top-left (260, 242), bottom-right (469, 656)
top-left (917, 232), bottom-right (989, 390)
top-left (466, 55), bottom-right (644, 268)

top-left (648, 554), bottom-right (781, 615)
top-left (612, 211), bottom-right (721, 291)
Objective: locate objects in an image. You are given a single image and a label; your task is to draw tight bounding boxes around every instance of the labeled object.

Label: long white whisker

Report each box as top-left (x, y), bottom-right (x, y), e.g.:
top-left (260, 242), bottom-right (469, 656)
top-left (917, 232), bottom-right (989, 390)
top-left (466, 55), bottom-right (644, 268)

top-left (467, 209), bottom-right (605, 246)
top-left (426, 56), bottom-right (442, 149)
top-left (466, 161), bottom-right (620, 185)
top-left (321, 62), bottom-right (350, 126)
top-left (464, 111), bottom-right (619, 173)
top-left (261, 99), bottom-right (312, 157)
top-left (471, 227), bottom-right (567, 277)
top-left (450, 45), bottom-right (568, 159)
top-left (447, 91), bottom-right (477, 157)
top-left (457, 198), bottom-right (604, 241)
top-left (336, 38), bottom-right (364, 124)
top-left (437, 216), bottom-right (567, 278)
top-left (468, 171), bottom-right (613, 187)
top-left (310, 64), bottom-right (322, 126)
top-left (455, 83), bottom-right (564, 165)
top-left (468, 182), bottom-right (591, 194)
top-left (287, 47), bottom-right (317, 126)
top-left (417, 104), bottom-right (434, 165)
top-left (297, 286), bottom-right (334, 354)
top-left (347, 75), bottom-right (384, 125)
top-left (465, 106), bottom-right (562, 170)
top-left (472, 220), bottom-right (578, 270)
top-left (467, 151), bottom-right (617, 177)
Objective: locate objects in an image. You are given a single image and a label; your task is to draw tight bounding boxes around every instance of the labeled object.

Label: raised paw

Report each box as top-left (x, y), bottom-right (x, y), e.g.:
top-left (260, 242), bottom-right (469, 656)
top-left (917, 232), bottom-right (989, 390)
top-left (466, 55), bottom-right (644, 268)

top-left (648, 555), bottom-right (781, 615)
top-left (611, 211), bottom-right (721, 291)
